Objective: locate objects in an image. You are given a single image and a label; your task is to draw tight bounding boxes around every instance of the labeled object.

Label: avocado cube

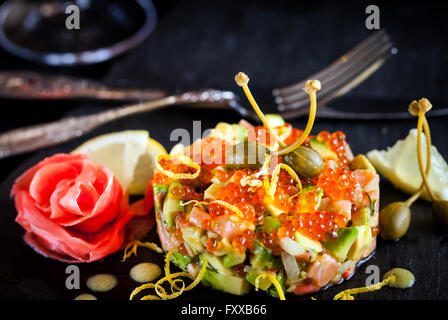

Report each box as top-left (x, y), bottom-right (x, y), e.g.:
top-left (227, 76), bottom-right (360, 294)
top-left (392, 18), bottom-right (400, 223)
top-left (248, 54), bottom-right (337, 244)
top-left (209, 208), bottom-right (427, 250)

top-left (298, 186), bottom-right (324, 210)
top-left (213, 122), bottom-right (248, 143)
top-left (223, 253), bottom-right (246, 268)
top-left (170, 252), bottom-right (192, 271)
top-left (212, 238), bottom-right (234, 256)
top-left (181, 226), bottom-right (204, 255)
top-left (295, 231), bottom-right (323, 253)
top-left (204, 183), bottom-right (221, 200)
top-left (261, 216), bottom-right (282, 233)
top-left (263, 197), bottom-right (286, 217)
top-left (250, 241), bottom-right (281, 270)
top-left (351, 207), bottom-right (372, 226)
top-left (246, 270), bottom-right (272, 291)
top-left (349, 154), bottom-right (376, 173)
top-left (153, 184), bottom-right (168, 213)
top-left (202, 270), bottom-right (251, 295)
top-left (200, 253), bottom-right (233, 276)
top-left (323, 227), bottom-right (359, 262)
top-left (163, 182), bottom-right (184, 228)
top-left (265, 114), bottom-right (285, 128)
top-left (310, 138), bottom-right (337, 159)
top-left (347, 225), bottom-right (373, 261)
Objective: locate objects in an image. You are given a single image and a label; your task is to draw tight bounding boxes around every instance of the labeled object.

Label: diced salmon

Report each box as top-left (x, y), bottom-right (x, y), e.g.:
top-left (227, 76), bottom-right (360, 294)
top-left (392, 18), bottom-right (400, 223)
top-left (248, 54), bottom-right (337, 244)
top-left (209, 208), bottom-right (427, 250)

top-left (292, 280), bottom-right (321, 295)
top-left (188, 207), bottom-right (211, 228)
top-left (238, 119), bottom-right (255, 131)
top-left (353, 170), bottom-right (380, 208)
top-left (239, 119), bottom-right (256, 142)
top-left (306, 253), bottom-right (341, 287)
top-left (213, 215), bottom-right (247, 239)
top-left (295, 251), bottom-right (315, 263)
top-left (332, 200), bottom-right (352, 221)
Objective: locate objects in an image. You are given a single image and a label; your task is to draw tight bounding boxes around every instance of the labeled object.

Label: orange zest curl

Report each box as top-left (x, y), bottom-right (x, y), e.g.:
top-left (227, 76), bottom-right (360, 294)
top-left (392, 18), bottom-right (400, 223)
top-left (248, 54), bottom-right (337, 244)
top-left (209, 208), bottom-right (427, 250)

top-left (121, 240), bottom-right (163, 262)
top-left (129, 249), bottom-right (207, 300)
top-left (155, 154), bottom-right (201, 180)
top-left (268, 163), bottom-right (302, 198)
top-left (334, 275), bottom-right (396, 300)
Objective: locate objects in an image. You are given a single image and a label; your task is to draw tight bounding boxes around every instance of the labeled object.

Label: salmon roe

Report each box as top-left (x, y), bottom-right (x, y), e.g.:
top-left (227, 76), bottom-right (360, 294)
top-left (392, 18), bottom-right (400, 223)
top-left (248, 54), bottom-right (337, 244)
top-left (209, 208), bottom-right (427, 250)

top-left (155, 129), bottom-right (372, 255)
top-left (283, 128), bottom-right (311, 147)
top-left (277, 210), bottom-right (346, 241)
top-left (170, 185), bottom-right (203, 201)
top-left (153, 172), bottom-right (173, 186)
top-left (317, 167), bottom-right (359, 202)
top-left (214, 169), bottom-right (266, 212)
top-left (232, 230), bottom-right (255, 254)
top-left (316, 130), bottom-right (350, 165)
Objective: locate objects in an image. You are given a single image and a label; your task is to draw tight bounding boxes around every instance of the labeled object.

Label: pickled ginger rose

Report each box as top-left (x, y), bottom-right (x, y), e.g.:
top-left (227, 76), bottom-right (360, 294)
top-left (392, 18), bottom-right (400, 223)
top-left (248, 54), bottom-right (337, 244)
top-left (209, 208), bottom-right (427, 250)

top-left (11, 153), bottom-right (154, 263)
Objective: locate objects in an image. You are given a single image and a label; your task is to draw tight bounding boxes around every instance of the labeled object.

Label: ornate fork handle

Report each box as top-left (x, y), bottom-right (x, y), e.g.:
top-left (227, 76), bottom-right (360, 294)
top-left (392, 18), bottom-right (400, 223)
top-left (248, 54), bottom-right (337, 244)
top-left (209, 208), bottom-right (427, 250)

top-left (0, 90), bottom-right (236, 159)
top-left (0, 71), bottom-right (167, 100)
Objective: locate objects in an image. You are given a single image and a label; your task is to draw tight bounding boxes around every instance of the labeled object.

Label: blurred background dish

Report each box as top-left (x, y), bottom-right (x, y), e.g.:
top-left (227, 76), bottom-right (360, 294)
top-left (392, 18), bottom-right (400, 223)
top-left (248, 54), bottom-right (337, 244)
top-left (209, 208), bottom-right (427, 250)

top-left (0, 0), bottom-right (157, 66)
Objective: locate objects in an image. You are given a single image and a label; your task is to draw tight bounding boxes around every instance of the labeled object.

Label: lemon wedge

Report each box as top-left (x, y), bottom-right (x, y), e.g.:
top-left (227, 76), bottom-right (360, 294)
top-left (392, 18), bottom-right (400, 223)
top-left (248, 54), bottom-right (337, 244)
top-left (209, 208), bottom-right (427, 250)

top-left (129, 138), bottom-right (167, 195)
top-left (367, 129), bottom-right (448, 201)
top-left (72, 131), bottom-right (167, 194)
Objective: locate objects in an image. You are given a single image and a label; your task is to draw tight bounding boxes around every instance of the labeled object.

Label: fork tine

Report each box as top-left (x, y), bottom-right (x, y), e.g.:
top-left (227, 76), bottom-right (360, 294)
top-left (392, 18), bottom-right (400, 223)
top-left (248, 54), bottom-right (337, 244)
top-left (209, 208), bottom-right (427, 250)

top-left (275, 32), bottom-right (394, 111)
top-left (272, 30), bottom-right (387, 99)
top-left (314, 42), bottom-right (393, 106)
top-left (279, 38), bottom-right (394, 111)
top-left (276, 33), bottom-right (392, 106)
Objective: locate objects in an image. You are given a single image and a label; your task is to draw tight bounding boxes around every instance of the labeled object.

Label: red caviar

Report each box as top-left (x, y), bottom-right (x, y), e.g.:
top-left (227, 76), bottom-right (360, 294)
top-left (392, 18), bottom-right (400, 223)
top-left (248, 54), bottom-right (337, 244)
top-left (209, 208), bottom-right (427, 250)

top-left (170, 185), bottom-right (203, 201)
top-left (316, 130), bottom-right (350, 165)
top-left (317, 167), bottom-right (360, 202)
top-left (232, 230), bottom-right (255, 254)
top-left (155, 129), bottom-right (375, 256)
top-left (153, 172), bottom-right (173, 186)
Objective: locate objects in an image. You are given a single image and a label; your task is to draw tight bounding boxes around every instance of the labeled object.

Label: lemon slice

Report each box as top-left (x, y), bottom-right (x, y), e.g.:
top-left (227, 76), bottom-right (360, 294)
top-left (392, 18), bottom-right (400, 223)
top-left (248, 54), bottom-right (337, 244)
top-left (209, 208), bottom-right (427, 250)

top-left (129, 138), bottom-right (167, 195)
top-left (367, 129), bottom-right (448, 201)
top-left (72, 131), bottom-right (166, 194)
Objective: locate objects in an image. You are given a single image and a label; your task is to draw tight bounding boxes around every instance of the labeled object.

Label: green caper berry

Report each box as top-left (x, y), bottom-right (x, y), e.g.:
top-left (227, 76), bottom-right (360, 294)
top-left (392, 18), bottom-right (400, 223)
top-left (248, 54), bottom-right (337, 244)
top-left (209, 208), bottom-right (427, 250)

top-left (282, 146), bottom-right (324, 179)
top-left (224, 141), bottom-right (268, 170)
top-left (379, 202), bottom-right (411, 240)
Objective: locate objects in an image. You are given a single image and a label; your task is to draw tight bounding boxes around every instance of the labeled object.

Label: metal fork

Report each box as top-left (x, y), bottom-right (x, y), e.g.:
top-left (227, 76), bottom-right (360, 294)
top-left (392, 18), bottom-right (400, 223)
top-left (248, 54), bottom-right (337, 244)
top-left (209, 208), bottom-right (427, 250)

top-left (0, 30), bottom-right (445, 159)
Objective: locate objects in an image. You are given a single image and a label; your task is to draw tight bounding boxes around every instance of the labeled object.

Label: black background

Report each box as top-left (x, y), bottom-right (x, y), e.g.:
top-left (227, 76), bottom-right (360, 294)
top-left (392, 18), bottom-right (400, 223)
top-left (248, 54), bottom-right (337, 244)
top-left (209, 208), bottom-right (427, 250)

top-left (0, 0), bottom-right (447, 301)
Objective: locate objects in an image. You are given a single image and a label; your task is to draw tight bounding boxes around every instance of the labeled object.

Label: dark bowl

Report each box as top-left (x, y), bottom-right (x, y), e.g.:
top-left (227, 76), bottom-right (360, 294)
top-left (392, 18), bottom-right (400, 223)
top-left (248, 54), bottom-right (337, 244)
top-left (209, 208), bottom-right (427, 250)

top-left (0, 0), bottom-right (157, 66)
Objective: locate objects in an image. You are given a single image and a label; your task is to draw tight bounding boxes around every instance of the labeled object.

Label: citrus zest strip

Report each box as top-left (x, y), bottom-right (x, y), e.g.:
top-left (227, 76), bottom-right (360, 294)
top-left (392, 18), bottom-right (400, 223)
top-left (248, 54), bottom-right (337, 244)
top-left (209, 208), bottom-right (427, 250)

top-left (254, 273), bottom-right (286, 300)
top-left (269, 163), bottom-right (303, 198)
top-left (240, 175), bottom-right (263, 189)
top-left (240, 154), bottom-right (272, 190)
top-left (121, 240), bottom-right (163, 262)
top-left (333, 275), bottom-right (396, 300)
top-left (180, 200), bottom-right (209, 210)
top-left (155, 154), bottom-right (201, 180)
top-left (129, 249), bottom-right (207, 300)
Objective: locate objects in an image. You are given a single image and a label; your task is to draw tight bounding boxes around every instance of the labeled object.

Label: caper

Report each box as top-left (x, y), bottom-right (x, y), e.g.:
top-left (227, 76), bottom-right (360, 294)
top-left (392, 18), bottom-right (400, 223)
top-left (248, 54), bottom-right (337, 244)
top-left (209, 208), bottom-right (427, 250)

top-left (383, 268), bottom-right (415, 289)
top-left (225, 141), bottom-right (267, 170)
top-left (379, 202), bottom-right (411, 240)
top-left (282, 146), bottom-right (324, 178)
top-left (432, 200), bottom-right (448, 228)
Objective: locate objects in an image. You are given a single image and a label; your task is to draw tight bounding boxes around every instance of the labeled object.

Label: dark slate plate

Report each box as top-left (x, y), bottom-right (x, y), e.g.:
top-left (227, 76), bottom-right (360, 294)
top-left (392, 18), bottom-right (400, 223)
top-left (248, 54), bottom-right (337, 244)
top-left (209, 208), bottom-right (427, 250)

top-left (0, 103), bottom-right (447, 300)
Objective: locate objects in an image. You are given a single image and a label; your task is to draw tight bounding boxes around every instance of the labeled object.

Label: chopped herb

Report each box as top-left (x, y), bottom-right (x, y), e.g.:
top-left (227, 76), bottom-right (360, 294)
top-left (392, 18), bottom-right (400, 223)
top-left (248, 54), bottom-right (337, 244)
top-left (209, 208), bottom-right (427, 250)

top-left (366, 192), bottom-right (376, 216)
